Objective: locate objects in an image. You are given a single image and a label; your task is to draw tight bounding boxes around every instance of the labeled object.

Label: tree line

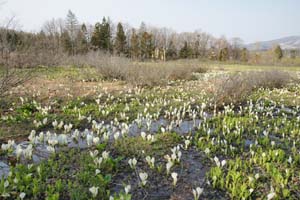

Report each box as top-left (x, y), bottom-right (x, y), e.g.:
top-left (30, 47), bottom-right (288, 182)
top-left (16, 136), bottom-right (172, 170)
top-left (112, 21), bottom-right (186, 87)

top-left (45, 10), bottom-right (251, 61)
top-left (1, 10), bottom-right (298, 68)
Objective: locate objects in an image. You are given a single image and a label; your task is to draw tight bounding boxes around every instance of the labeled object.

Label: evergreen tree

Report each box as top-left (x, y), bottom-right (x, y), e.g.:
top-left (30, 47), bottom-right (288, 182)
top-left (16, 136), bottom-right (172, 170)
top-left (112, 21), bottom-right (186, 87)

top-left (81, 23), bottom-right (88, 41)
top-left (146, 33), bottom-right (154, 59)
top-left (208, 47), bottom-right (217, 60)
top-left (218, 47), bottom-right (229, 61)
top-left (140, 32), bottom-right (148, 59)
top-left (91, 22), bottom-right (101, 50)
top-left (139, 31), bottom-right (154, 60)
top-left (99, 17), bottom-right (112, 52)
top-left (274, 45), bottom-right (283, 60)
top-left (138, 22), bottom-right (155, 60)
top-left (61, 30), bottom-right (72, 55)
top-left (179, 41), bottom-right (192, 59)
top-left (5, 31), bottom-right (22, 52)
top-left (130, 29), bottom-right (139, 59)
top-left (193, 40), bottom-right (200, 58)
top-left (166, 40), bottom-right (177, 60)
top-left (76, 24), bottom-right (89, 54)
top-left (240, 48), bottom-right (249, 62)
top-left (114, 22), bottom-right (127, 55)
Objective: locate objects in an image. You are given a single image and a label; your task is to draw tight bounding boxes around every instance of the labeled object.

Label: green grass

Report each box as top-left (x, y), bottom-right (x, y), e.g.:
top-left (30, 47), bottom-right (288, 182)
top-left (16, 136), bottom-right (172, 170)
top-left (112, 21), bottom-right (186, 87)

top-left (31, 66), bottom-right (102, 81)
top-left (2, 61), bottom-right (300, 199)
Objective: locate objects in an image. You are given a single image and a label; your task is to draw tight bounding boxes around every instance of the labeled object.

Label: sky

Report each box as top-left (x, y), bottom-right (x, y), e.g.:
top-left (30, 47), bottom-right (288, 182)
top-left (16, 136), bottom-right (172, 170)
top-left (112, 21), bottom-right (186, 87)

top-left (0, 0), bottom-right (300, 43)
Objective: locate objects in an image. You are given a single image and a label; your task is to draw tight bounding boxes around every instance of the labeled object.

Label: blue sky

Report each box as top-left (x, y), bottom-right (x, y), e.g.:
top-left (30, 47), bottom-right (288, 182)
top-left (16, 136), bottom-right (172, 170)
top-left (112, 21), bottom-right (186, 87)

top-left (1, 0), bottom-right (300, 43)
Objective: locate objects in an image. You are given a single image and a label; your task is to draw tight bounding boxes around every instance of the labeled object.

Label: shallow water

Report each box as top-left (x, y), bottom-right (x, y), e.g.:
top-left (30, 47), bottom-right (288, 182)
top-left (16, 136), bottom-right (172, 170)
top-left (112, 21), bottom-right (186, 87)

top-left (0, 161), bottom-right (9, 178)
top-left (0, 118), bottom-right (203, 178)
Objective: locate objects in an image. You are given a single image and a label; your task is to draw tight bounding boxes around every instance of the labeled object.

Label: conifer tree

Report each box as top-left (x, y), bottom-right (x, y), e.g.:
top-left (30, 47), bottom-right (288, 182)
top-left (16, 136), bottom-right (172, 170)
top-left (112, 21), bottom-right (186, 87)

top-left (179, 41), bottom-right (192, 59)
top-left (91, 23), bottom-right (101, 50)
top-left (61, 30), bottom-right (72, 55)
top-left (140, 32), bottom-right (149, 59)
top-left (240, 48), bottom-right (249, 62)
top-left (146, 33), bottom-right (154, 59)
top-left (193, 40), bottom-right (200, 58)
top-left (166, 40), bottom-right (177, 60)
top-left (274, 45), bottom-right (283, 60)
top-left (114, 22), bottom-right (127, 55)
top-left (139, 31), bottom-right (154, 60)
top-left (76, 24), bottom-right (89, 54)
top-left (208, 48), bottom-right (217, 60)
top-left (81, 23), bottom-right (88, 41)
top-left (218, 47), bottom-right (229, 61)
top-left (99, 17), bottom-right (112, 52)
top-left (130, 29), bottom-right (139, 59)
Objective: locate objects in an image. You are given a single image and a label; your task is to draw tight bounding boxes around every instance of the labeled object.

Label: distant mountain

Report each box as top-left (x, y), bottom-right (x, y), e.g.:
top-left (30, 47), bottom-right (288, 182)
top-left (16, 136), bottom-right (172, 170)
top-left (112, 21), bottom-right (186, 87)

top-left (246, 36), bottom-right (300, 51)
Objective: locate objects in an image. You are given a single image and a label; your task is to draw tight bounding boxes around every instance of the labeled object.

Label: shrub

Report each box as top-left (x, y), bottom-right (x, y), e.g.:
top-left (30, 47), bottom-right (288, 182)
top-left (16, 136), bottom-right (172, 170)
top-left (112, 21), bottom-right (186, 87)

top-left (0, 66), bottom-right (32, 98)
top-left (66, 52), bottom-right (207, 86)
top-left (213, 70), bottom-right (295, 105)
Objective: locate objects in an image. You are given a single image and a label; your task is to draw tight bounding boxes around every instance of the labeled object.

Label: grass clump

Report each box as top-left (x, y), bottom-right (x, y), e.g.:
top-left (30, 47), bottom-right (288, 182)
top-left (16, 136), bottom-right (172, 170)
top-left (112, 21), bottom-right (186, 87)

top-left (66, 52), bottom-right (207, 86)
top-left (113, 132), bottom-right (180, 158)
top-left (213, 70), bottom-right (296, 105)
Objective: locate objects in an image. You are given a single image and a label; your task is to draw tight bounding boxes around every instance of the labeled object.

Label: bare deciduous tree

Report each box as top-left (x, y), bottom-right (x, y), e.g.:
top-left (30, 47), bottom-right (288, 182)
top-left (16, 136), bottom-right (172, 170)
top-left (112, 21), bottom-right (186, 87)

top-left (0, 3), bottom-right (32, 98)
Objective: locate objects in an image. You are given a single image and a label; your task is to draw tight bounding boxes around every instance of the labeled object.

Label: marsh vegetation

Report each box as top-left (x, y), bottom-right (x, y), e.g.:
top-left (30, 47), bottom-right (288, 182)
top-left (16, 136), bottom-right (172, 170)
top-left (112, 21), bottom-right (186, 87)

top-left (1, 5), bottom-right (300, 200)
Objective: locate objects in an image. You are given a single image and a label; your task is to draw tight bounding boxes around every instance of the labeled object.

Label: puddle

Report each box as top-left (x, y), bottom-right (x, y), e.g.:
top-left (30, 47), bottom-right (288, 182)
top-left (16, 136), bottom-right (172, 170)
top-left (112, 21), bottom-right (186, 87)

top-left (0, 161), bottom-right (9, 178)
top-left (0, 118), bottom-right (203, 178)
top-left (245, 139), bottom-right (254, 147)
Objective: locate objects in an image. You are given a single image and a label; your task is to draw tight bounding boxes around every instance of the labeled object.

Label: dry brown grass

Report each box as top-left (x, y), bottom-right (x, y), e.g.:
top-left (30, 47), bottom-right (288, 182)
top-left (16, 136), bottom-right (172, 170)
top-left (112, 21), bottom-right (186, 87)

top-left (0, 66), bottom-right (33, 98)
top-left (213, 70), bottom-right (296, 105)
top-left (9, 77), bottom-right (127, 103)
top-left (2, 51), bottom-right (65, 68)
top-left (65, 52), bottom-right (207, 86)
